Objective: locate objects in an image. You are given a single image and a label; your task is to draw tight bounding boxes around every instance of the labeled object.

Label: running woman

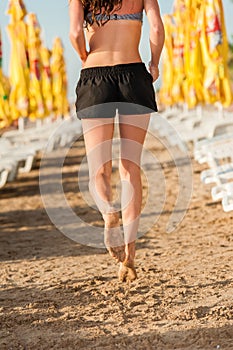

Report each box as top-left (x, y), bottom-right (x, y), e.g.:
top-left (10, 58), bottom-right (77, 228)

top-left (69, 0), bottom-right (164, 282)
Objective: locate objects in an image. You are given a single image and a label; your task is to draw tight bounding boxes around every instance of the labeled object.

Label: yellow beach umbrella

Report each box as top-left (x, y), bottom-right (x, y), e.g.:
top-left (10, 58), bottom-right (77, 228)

top-left (7, 0), bottom-right (29, 121)
top-left (200, 0), bottom-right (232, 106)
top-left (7, 0), bottom-right (26, 22)
top-left (0, 28), bottom-right (11, 128)
top-left (159, 15), bottom-right (174, 107)
top-left (27, 13), bottom-right (45, 120)
top-left (40, 46), bottom-right (53, 115)
top-left (50, 37), bottom-right (69, 118)
top-left (170, 0), bottom-right (186, 105)
top-left (159, 0), bottom-right (187, 107)
top-left (182, 0), bottom-right (204, 108)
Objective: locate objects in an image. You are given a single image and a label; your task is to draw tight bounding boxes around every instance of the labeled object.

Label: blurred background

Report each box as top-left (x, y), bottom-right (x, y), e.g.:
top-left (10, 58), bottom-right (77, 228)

top-left (0, 0), bottom-right (233, 146)
top-left (0, 0), bottom-right (232, 103)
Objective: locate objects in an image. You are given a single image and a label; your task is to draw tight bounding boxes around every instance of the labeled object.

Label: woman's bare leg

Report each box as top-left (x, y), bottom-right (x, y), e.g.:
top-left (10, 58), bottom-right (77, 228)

top-left (118, 114), bottom-right (151, 281)
top-left (81, 118), bottom-right (125, 263)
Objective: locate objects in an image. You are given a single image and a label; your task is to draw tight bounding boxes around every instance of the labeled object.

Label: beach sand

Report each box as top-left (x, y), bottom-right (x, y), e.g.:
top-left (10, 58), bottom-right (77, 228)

top-left (0, 127), bottom-right (233, 349)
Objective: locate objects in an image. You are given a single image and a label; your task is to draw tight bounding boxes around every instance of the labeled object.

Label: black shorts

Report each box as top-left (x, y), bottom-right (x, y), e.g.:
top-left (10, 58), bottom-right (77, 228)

top-left (75, 62), bottom-right (158, 119)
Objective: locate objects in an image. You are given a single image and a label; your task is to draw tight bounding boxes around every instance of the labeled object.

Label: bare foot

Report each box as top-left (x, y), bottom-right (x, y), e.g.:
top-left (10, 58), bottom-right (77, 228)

top-left (104, 226), bottom-right (126, 263)
top-left (118, 261), bottom-right (137, 282)
top-left (103, 212), bottom-right (126, 263)
top-left (118, 241), bottom-right (137, 282)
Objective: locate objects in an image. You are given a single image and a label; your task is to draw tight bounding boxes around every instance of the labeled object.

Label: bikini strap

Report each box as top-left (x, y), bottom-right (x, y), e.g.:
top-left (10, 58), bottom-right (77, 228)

top-left (86, 12), bottom-right (143, 24)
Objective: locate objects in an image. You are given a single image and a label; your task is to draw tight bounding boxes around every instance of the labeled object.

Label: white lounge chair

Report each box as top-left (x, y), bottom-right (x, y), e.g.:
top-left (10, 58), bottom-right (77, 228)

top-left (0, 138), bottom-right (37, 179)
top-left (0, 159), bottom-right (17, 188)
top-left (222, 191), bottom-right (233, 212)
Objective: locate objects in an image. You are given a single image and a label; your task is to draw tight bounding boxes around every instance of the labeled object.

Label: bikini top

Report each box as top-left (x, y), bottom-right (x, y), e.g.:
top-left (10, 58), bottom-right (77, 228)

top-left (86, 11), bottom-right (143, 25)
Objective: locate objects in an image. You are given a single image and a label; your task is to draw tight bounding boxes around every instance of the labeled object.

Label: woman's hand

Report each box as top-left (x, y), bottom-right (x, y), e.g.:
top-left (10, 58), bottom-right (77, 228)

top-left (148, 61), bottom-right (159, 82)
top-left (81, 51), bottom-right (89, 68)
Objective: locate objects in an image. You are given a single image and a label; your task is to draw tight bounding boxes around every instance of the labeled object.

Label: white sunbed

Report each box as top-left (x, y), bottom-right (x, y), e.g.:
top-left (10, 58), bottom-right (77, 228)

top-left (200, 137), bottom-right (233, 185)
top-left (50, 118), bottom-right (82, 148)
top-left (222, 187), bottom-right (233, 212)
top-left (2, 117), bottom-right (82, 151)
top-left (0, 117), bottom-right (83, 187)
top-left (174, 117), bottom-right (233, 144)
top-left (209, 181), bottom-right (233, 212)
top-left (201, 162), bottom-right (233, 185)
top-left (1, 123), bottom-right (61, 152)
top-left (159, 109), bottom-right (233, 146)
top-left (158, 107), bottom-right (233, 212)
top-left (194, 132), bottom-right (233, 164)
top-left (0, 137), bottom-right (38, 180)
top-left (197, 135), bottom-right (233, 211)
top-left (0, 159), bottom-right (17, 188)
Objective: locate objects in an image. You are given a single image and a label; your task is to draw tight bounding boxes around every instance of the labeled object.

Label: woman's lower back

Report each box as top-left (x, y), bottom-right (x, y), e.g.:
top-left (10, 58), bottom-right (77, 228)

top-left (83, 18), bottom-right (143, 68)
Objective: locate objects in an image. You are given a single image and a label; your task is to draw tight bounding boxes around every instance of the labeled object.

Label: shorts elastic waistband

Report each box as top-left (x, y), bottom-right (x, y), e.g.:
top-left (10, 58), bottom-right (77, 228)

top-left (80, 62), bottom-right (146, 78)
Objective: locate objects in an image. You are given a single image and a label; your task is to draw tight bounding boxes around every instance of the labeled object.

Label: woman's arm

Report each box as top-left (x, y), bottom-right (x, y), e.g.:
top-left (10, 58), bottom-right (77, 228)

top-left (69, 0), bottom-right (88, 66)
top-left (144, 0), bottom-right (165, 81)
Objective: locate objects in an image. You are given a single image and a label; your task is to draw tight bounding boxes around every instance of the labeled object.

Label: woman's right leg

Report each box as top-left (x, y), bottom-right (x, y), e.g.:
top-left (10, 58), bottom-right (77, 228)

top-left (118, 113), bottom-right (151, 282)
top-left (81, 118), bottom-right (125, 263)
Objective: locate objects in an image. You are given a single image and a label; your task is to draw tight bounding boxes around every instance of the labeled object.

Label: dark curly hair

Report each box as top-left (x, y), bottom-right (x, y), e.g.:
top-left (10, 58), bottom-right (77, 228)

top-left (73, 0), bottom-right (123, 27)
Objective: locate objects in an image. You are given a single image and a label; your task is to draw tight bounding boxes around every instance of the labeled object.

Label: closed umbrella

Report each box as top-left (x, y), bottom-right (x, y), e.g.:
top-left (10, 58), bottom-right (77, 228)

top-left (171, 0), bottom-right (186, 105)
top-left (183, 0), bottom-right (204, 108)
top-left (7, 0), bottom-right (29, 121)
top-left (159, 15), bottom-right (174, 107)
top-left (50, 37), bottom-right (69, 118)
top-left (160, 0), bottom-right (232, 109)
top-left (200, 0), bottom-right (232, 106)
top-left (0, 28), bottom-right (11, 128)
top-left (40, 46), bottom-right (53, 116)
top-left (27, 12), bottom-right (45, 120)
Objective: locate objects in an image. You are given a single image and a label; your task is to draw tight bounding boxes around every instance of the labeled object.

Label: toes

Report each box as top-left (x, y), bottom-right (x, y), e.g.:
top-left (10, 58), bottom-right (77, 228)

top-left (127, 266), bottom-right (137, 281)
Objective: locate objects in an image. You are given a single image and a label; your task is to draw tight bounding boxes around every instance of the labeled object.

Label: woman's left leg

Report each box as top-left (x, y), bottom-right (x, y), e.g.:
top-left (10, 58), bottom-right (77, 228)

top-left (118, 114), bottom-right (151, 281)
top-left (81, 118), bottom-right (125, 263)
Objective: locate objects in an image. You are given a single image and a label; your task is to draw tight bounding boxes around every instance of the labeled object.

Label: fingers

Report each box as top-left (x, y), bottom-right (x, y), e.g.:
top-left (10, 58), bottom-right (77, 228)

top-left (148, 61), bottom-right (159, 82)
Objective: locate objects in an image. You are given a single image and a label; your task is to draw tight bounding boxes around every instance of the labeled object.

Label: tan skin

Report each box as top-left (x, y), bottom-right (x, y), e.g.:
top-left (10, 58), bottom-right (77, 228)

top-left (69, 0), bottom-right (164, 282)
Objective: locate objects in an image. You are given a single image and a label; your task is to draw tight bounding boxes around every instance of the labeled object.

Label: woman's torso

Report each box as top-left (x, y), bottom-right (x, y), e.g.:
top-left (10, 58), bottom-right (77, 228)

top-left (83, 0), bottom-right (144, 68)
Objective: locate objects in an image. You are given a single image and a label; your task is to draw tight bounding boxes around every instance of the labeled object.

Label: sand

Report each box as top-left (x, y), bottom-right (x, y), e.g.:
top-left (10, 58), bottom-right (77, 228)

top-left (0, 125), bottom-right (233, 350)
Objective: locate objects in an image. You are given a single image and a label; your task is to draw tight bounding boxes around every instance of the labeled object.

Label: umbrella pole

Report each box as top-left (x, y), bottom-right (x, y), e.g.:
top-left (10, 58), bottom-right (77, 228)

top-left (36, 119), bottom-right (42, 128)
top-left (216, 102), bottom-right (224, 119)
top-left (196, 105), bottom-right (203, 120)
top-left (18, 117), bottom-right (25, 131)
